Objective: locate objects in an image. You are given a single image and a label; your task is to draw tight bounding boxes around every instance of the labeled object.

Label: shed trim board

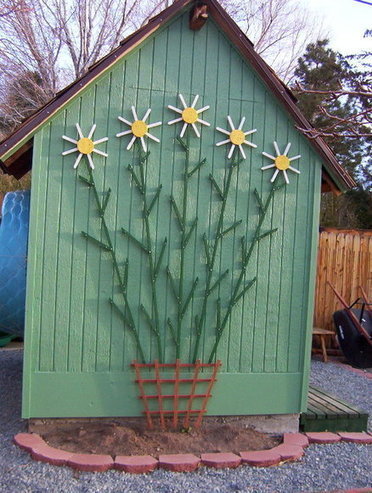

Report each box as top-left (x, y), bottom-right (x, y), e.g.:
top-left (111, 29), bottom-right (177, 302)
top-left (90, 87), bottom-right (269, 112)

top-left (0, 0), bottom-right (354, 191)
top-left (23, 371), bottom-right (303, 417)
top-left (6, 1), bottom-right (344, 420)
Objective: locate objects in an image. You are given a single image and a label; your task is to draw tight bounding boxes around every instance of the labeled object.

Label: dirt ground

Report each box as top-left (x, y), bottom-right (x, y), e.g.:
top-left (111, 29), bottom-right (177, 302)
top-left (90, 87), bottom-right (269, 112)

top-left (29, 417), bottom-right (281, 457)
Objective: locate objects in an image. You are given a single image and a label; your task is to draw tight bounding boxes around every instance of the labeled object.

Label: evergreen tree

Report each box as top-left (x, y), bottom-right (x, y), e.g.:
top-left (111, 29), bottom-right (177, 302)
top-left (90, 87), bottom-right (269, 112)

top-left (293, 40), bottom-right (371, 229)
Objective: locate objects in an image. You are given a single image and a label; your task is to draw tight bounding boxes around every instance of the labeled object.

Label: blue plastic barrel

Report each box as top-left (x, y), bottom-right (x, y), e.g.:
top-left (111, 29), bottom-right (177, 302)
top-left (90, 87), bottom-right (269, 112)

top-left (0, 190), bottom-right (30, 336)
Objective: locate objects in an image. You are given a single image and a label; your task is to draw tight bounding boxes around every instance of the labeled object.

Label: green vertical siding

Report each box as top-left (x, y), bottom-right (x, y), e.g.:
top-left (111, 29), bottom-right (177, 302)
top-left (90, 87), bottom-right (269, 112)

top-left (23, 10), bottom-right (321, 418)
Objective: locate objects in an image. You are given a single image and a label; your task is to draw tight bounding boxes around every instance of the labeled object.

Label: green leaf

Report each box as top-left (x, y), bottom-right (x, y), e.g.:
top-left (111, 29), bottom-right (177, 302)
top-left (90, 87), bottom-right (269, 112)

top-left (78, 175), bottom-right (93, 187)
top-left (127, 164), bottom-right (144, 194)
top-left (154, 238), bottom-right (167, 278)
top-left (170, 196), bottom-right (184, 230)
top-left (258, 228), bottom-right (278, 241)
top-left (188, 158), bottom-right (206, 178)
top-left (166, 267), bottom-right (179, 302)
top-left (81, 232), bottom-right (112, 251)
top-left (209, 174), bottom-right (224, 201)
top-left (220, 219), bottom-right (242, 238)
top-left (121, 228), bottom-right (149, 253)
top-left (208, 269), bottom-right (229, 295)
top-left (183, 217), bottom-right (198, 247)
top-left (101, 188), bottom-right (111, 213)
top-left (147, 184), bottom-right (162, 215)
top-left (181, 277), bottom-right (199, 317)
top-left (234, 277), bottom-right (257, 305)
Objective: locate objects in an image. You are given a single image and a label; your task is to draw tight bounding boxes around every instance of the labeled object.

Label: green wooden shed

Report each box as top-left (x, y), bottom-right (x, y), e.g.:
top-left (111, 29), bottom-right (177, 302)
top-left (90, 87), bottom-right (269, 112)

top-left (0, 0), bottom-right (353, 425)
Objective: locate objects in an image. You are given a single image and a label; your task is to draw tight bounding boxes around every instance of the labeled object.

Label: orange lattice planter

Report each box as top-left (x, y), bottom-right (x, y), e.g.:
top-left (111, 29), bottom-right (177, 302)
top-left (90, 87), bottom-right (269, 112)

top-left (132, 359), bottom-right (221, 430)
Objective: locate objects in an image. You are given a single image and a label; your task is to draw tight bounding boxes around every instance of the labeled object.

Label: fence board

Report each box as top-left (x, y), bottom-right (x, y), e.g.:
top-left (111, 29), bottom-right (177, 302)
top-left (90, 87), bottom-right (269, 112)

top-left (314, 228), bottom-right (372, 332)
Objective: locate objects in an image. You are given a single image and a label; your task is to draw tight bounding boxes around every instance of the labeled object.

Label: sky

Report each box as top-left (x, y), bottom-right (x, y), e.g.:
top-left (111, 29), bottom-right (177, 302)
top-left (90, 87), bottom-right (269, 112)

top-left (302, 0), bottom-right (371, 56)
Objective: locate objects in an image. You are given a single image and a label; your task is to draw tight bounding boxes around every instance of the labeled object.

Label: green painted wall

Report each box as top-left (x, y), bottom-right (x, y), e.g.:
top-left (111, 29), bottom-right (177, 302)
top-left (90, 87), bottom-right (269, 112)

top-left (23, 9), bottom-right (321, 418)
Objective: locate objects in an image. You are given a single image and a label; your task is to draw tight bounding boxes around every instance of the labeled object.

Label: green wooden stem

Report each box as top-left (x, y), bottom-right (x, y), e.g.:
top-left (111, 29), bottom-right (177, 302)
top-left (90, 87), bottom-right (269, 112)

top-left (207, 183), bottom-right (281, 363)
top-left (135, 148), bottom-right (163, 362)
top-left (176, 132), bottom-right (190, 358)
top-left (192, 155), bottom-right (239, 362)
top-left (81, 165), bottom-right (146, 363)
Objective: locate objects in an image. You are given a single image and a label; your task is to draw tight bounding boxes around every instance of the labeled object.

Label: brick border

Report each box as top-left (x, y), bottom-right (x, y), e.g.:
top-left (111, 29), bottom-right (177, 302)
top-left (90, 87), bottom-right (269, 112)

top-left (13, 431), bottom-right (372, 474)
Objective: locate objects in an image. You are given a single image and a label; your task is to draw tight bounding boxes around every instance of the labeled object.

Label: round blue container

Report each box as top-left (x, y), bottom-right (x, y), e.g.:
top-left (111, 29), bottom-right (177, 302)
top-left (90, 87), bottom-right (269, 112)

top-left (0, 190), bottom-right (30, 336)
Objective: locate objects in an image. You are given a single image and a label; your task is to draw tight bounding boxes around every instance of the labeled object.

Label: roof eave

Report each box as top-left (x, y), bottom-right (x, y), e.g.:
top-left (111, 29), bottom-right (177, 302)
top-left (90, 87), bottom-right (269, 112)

top-left (0, 0), bottom-right (355, 191)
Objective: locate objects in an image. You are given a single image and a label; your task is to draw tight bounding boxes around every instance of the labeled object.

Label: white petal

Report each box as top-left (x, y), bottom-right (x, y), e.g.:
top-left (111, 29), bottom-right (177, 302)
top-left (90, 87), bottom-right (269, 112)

top-left (244, 140), bottom-right (257, 148)
top-left (239, 145), bottom-right (246, 159)
top-left (283, 170), bottom-right (290, 184)
top-left (289, 155), bottom-right (301, 162)
top-left (87, 153), bottom-right (95, 170)
top-left (140, 137), bottom-right (147, 152)
top-left (88, 124), bottom-right (96, 139)
top-left (216, 139), bottom-right (230, 146)
top-left (146, 133), bottom-right (160, 143)
top-left (273, 141), bottom-right (281, 156)
top-left (270, 169), bottom-right (280, 182)
top-left (147, 121), bottom-right (162, 128)
top-left (127, 135), bottom-right (137, 150)
top-left (62, 135), bottom-right (77, 144)
top-left (228, 144), bottom-right (235, 159)
top-left (93, 137), bottom-right (108, 145)
top-left (197, 105), bottom-right (209, 114)
top-left (197, 118), bottom-right (210, 127)
top-left (116, 130), bottom-right (132, 137)
top-left (284, 142), bottom-right (291, 156)
top-left (118, 116), bottom-right (132, 126)
top-left (142, 108), bottom-right (151, 122)
top-left (262, 152), bottom-right (276, 160)
top-left (62, 147), bottom-right (78, 156)
top-left (180, 122), bottom-right (188, 138)
top-left (131, 106), bottom-right (138, 120)
top-left (191, 94), bottom-right (199, 108)
top-left (73, 153), bottom-right (83, 169)
top-left (179, 94), bottom-right (187, 108)
top-left (261, 164), bottom-right (276, 170)
top-left (244, 129), bottom-right (257, 136)
top-left (168, 117), bottom-right (183, 125)
top-left (289, 166), bottom-right (300, 174)
top-left (191, 123), bottom-right (200, 137)
top-left (93, 148), bottom-right (108, 157)
top-left (75, 123), bottom-right (84, 139)
top-left (168, 105), bottom-right (183, 114)
top-left (227, 116), bottom-right (235, 130)
top-left (238, 116), bottom-right (246, 130)
top-left (216, 127), bottom-right (230, 136)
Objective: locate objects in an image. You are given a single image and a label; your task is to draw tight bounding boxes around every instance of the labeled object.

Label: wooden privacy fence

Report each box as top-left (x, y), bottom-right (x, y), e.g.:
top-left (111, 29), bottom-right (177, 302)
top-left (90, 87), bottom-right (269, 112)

top-left (314, 228), bottom-right (372, 332)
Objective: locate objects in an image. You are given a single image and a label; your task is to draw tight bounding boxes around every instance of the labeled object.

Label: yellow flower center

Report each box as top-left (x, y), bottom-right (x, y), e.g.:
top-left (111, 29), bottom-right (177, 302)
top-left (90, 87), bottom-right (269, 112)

top-left (275, 155), bottom-right (290, 170)
top-left (182, 107), bottom-right (198, 124)
top-left (229, 129), bottom-right (245, 146)
top-left (131, 120), bottom-right (148, 138)
top-left (77, 137), bottom-right (94, 155)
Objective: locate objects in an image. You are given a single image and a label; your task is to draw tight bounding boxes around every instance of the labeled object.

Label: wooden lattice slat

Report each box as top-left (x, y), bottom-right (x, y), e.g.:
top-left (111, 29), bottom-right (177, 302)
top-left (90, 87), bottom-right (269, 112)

top-left (132, 359), bottom-right (221, 429)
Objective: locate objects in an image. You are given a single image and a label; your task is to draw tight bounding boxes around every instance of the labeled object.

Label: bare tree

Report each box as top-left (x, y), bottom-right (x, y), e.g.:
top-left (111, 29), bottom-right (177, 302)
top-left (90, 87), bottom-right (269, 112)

top-left (0, 0), bottom-right (166, 132)
top-left (0, 0), bottom-right (322, 133)
top-left (221, 0), bottom-right (324, 81)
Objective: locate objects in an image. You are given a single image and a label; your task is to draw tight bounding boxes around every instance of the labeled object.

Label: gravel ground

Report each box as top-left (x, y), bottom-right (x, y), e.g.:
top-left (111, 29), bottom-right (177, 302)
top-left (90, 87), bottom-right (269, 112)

top-left (0, 348), bottom-right (371, 493)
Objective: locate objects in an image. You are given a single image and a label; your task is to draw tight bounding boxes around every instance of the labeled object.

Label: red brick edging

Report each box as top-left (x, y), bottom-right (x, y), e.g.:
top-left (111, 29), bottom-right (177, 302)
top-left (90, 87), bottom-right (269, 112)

top-left (13, 431), bottom-right (372, 474)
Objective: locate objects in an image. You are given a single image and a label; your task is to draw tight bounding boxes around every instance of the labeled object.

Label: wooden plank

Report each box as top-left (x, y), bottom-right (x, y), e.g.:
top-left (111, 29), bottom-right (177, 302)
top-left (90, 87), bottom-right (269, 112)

top-left (310, 387), bottom-right (365, 416)
top-left (301, 385), bottom-right (369, 432)
top-left (314, 229), bottom-right (372, 333)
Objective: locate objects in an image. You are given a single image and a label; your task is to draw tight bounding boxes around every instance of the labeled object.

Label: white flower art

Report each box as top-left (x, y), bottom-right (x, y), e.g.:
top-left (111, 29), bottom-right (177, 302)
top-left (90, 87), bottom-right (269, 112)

top-left (261, 142), bottom-right (301, 184)
top-left (216, 116), bottom-right (257, 159)
top-left (116, 106), bottom-right (162, 152)
top-left (62, 124), bottom-right (108, 169)
top-left (168, 94), bottom-right (210, 138)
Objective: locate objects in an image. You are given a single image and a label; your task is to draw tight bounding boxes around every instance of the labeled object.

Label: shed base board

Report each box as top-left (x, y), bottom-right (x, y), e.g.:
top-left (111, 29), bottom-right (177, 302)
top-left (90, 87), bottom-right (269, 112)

top-left (22, 371), bottom-right (304, 418)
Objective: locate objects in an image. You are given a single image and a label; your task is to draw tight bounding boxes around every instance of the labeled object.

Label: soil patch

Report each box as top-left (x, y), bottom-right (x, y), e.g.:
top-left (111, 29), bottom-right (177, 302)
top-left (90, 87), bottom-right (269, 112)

top-left (29, 417), bottom-right (281, 457)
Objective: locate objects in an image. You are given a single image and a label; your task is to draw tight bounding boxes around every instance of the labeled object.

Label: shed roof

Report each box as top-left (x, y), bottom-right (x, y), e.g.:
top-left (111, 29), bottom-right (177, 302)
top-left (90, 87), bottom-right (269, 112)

top-left (0, 0), bottom-right (355, 191)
